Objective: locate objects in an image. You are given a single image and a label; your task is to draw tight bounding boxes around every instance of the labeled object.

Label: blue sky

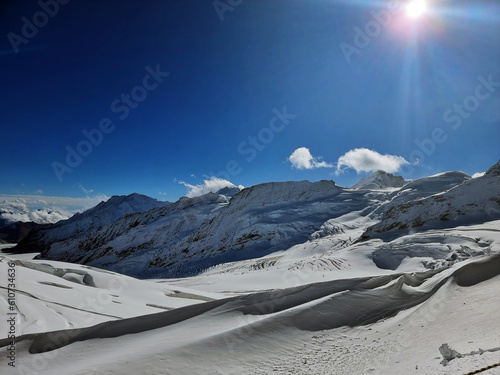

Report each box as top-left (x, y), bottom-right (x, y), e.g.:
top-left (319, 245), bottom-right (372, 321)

top-left (0, 0), bottom-right (499, 203)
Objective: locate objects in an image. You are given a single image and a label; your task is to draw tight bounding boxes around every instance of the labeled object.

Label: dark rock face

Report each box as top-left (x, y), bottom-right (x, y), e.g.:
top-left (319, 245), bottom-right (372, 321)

top-left (0, 221), bottom-right (39, 244)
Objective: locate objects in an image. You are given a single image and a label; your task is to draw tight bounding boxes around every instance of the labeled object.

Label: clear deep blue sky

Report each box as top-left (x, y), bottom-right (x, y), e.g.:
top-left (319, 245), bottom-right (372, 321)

top-left (1, 0), bottom-right (499, 201)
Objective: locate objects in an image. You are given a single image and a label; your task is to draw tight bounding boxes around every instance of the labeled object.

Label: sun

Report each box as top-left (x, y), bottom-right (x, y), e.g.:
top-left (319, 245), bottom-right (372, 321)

top-left (406, 0), bottom-right (427, 18)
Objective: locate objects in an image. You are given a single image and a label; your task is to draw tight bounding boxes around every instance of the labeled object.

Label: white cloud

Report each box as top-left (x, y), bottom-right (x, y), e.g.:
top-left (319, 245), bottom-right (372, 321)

top-left (336, 148), bottom-right (409, 174)
top-left (472, 172), bottom-right (485, 178)
top-left (179, 177), bottom-right (244, 198)
top-left (288, 147), bottom-right (333, 170)
top-left (0, 194), bottom-right (109, 225)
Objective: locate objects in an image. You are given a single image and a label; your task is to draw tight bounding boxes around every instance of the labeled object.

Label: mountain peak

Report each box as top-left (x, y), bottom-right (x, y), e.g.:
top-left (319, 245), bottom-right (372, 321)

top-left (216, 186), bottom-right (242, 197)
top-left (230, 180), bottom-right (339, 207)
top-left (106, 193), bottom-right (167, 205)
top-left (84, 193), bottom-right (167, 217)
top-left (484, 159), bottom-right (500, 178)
top-left (352, 170), bottom-right (406, 190)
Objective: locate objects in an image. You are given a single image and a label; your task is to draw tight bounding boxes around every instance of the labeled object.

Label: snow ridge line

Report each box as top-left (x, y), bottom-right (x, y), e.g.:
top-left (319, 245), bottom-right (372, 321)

top-left (463, 362), bottom-right (500, 375)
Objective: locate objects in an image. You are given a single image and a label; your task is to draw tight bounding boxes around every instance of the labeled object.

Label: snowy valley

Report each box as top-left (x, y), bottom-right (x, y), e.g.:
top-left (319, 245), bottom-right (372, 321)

top-left (1, 161), bottom-right (500, 374)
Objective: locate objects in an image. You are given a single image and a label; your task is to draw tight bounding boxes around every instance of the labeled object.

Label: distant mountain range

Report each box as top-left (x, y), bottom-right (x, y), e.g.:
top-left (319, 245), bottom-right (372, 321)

top-left (10, 160), bottom-right (500, 278)
top-left (0, 193), bottom-right (166, 244)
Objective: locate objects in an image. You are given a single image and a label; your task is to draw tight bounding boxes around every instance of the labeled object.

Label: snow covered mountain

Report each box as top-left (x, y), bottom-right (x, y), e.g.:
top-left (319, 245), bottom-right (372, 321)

top-left (2, 218), bottom-right (500, 374)
top-left (363, 167), bottom-right (500, 240)
top-left (2, 160), bottom-right (500, 375)
top-left (484, 158), bottom-right (500, 177)
top-left (14, 181), bottom-right (387, 277)
top-left (14, 193), bottom-right (168, 255)
top-left (12, 162), bottom-right (499, 279)
top-left (351, 170), bottom-right (406, 189)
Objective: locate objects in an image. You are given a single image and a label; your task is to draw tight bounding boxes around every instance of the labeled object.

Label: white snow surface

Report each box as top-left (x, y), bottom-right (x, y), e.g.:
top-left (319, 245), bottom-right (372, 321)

top-left (14, 171), bottom-right (483, 278)
top-left (364, 171), bottom-right (500, 239)
top-left (351, 170), bottom-right (406, 190)
top-left (1, 220), bottom-right (500, 374)
top-left (1, 161), bottom-right (500, 374)
top-left (12, 193), bottom-right (168, 257)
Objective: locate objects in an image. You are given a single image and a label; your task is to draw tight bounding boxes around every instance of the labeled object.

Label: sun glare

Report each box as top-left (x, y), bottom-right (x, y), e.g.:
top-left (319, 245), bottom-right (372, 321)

top-left (406, 0), bottom-right (427, 18)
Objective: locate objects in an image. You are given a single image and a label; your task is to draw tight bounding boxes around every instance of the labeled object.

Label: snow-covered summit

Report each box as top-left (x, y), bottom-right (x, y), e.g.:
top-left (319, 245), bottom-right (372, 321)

top-left (3, 164), bottom-right (500, 375)
top-left (484, 159), bottom-right (500, 178)
top-left (12, 180), bottom-right (365, 277)
top-left (67, 193), bottom-right (167, 224)
top-left (10, 161), bottom-right (500, 279)
top-left (14, 193), bottom-right (168, 254)
top-left (363, 170), bottom-right (500, 239)
top-left (352, 170), bottom-right (406, 190)
top-left (215, 186), bottom-right (242, 198)
top-left (230, 180), bottom-right (339, 206)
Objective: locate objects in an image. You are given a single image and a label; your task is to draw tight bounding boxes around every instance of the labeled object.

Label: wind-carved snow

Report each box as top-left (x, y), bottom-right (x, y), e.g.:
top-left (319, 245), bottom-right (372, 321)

top-left (1, 160), bottom-right (500, 374)
top-left (1, 239), bottom-right (500, 374)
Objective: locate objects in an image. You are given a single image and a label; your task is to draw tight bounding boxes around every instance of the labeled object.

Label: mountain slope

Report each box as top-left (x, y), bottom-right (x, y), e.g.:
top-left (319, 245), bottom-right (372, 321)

top-left (13, 181), bottom-right (389, 278)
top-left (484, 159), bottom-right (500, 177)
top-left (0, 220), bottom-right (38, 243)
top-left (10, 161), bottom-right (500, 279)
top-left (352, 170), bottom-right (406, 190)
top-left (371, 170), bottom-right (471, 217)
top-left (2, 162), bottom-right (500, 375)
top-left (362, 170), bottom-right (500, 240)
top-left (14, 193), bottom-right (168, 254)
